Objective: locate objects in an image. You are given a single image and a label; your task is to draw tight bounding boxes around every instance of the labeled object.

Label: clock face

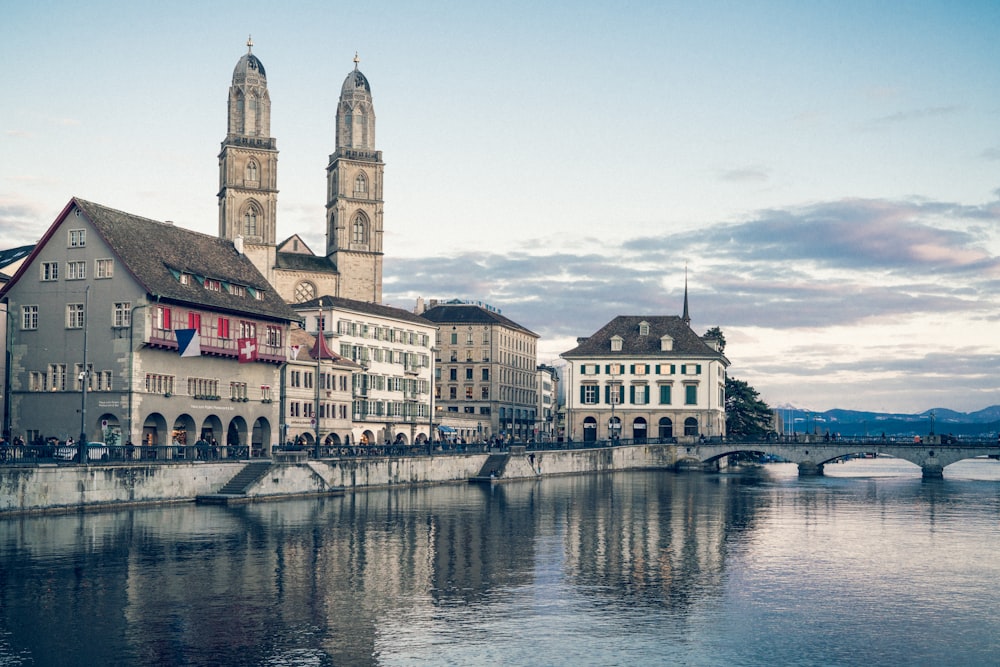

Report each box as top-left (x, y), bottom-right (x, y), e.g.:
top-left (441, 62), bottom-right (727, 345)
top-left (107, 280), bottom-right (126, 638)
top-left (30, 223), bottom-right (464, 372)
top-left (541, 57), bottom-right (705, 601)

top-left (295, 281), bottom-right (316, 303)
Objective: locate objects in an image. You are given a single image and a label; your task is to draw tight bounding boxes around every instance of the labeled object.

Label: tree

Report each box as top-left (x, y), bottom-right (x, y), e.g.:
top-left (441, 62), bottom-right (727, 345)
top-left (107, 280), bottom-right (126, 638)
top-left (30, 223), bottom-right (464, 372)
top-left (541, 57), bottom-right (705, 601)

top-left (725, 376), bottom-right (775, 440)
top-left (704, 326), bottom-right (726, 353)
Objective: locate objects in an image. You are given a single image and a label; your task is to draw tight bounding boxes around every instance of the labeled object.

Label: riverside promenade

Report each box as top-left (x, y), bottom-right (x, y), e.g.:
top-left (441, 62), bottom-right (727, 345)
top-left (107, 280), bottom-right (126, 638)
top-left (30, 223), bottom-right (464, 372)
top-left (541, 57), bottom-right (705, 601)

top-left (1, 435), bottom-right (996, 514)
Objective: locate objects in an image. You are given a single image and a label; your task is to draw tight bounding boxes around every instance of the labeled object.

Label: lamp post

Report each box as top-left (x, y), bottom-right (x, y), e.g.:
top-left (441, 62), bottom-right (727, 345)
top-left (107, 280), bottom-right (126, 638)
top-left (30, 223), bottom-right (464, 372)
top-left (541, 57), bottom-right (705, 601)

top-left (78, 285), bottom-right (90, 462)
top-left (314, 298), bottom-right (324, 459)
top-left (428, 346), bottom-right (437, 455)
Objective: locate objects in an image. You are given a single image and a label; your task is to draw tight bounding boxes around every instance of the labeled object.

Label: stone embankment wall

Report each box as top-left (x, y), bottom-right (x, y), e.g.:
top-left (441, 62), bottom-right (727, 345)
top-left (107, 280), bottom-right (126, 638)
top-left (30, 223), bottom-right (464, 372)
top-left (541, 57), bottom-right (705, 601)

top-left (0, 445), bottom-right (678, 514)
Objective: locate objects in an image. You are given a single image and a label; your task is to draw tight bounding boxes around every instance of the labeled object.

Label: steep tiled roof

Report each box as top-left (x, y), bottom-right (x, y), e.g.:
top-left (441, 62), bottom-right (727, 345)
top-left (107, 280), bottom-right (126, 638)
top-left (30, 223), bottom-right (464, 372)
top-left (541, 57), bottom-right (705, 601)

top-left (561, 315), bottom-right (726, 360)
top-left (295, 295), bottom-right (431, 327)
top-left (420, 303), bottom-right (538, 337)
top-left (74, 199), bottom-right (300, 323)
top-left (275, 252), bottom-right (338, 273)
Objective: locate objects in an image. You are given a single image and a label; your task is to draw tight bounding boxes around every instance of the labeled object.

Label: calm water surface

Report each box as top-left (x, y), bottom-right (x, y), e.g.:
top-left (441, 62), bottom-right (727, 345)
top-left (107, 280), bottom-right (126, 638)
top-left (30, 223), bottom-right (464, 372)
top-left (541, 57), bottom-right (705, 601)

top-left (1, 459), bottom-right (999, 666)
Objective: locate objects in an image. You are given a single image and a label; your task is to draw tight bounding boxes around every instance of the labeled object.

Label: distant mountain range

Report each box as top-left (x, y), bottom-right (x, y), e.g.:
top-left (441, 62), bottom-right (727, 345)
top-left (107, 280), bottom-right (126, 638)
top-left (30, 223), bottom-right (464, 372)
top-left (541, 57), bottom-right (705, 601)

top-left (773, 405), bottom-right (1000, 437)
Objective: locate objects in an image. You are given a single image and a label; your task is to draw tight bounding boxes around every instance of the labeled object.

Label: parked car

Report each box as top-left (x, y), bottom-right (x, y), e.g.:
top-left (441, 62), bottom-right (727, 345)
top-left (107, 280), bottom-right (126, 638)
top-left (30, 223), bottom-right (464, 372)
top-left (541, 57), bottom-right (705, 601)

top-left (54, 442), bottom-right (109, 462)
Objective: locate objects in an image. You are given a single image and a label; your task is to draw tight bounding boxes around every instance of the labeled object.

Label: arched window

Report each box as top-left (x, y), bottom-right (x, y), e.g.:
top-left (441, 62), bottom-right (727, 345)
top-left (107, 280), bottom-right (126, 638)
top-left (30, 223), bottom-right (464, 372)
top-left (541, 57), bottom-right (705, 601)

top-left (244, 207), bottom-right (258, 237)
top-left (352, 213), bottom-right (367, 244)
top-left (684, 417), bottom-right (699, 437)
top-left (246, 160), bottom-right (258, 183)
top-left (582, 417), bottom-right (597, 442)
top-left (294, 281), bottom-right (316, 303)
top-left (354, 172), bottom-right (367, 195)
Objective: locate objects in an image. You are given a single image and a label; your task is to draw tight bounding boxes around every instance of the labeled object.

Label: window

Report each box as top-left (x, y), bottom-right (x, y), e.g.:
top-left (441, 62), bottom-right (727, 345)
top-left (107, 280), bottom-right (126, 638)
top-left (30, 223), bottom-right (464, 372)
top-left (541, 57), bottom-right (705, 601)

top-left (145, 373), bottom-right (175, 394)
top-left (49, 364), bottom-right (67, 391)
top-left (685, 385), bottom-right (698, 405)
top-left (240, 321), bottom-right (256, 339)
top-left (218, 317), bottom-right (230, 339)
top-left (631, 385), bottom-right (649, 405)
top-left (659, 385), bottom-right (672, 405)
top-left (246, 160), bottom-right (258, 182)
top-left (69, 229), bottom-right (86, 247)
top-left (466, 332), bottom-right (474, 345)
top-left (21, 305), bottom-right (38, 330)
top-left (187, 312), bottom-right (201, 330)
top-left (229, 284), bottom-right (246, 297)
top-left (352, 214), bottom-right (367, 244)
top-left (95, 258), bottom-right (114, 278)
top-left (482, 368), bottom-right (489, 381)
top-left (29, 371), bottom-right (45, 391)
top-left (610, 335), bottom-right (623, 351)
top-left (266, 326), bottom-right (281, 347)
top-left (606, 383), bottom-right (624, 405)
top-left (157, 306), bottom-right (172, 330)
top-left (639, 321), bottom-right (650, 336)
top-left (481, 386), bottom-right (490, 399)
top-left (67, 303), bottom-right (85, 329)
top-left (450, 333), bottom-right (458, 344)
top-left (41, 262), bottom-right (59, 281)
top-left (230, 382), bottom-right (248, 400)
top-left (465, 368), bottom-right (473, 380)
top-left (113, 302), bottom-right (131, 328)
top-left (294, 281), bottom-right (315, 302)
top-left (465, 387), bottom-right (474, 399)
top-left (66, 261), bottom-right (86, 280)
top-left (354, 172), bottom-right (367, 195)
top-left (581, 385), bottom-right (598, 405)
top-left (244, 208), bottom-right (257, 237)
top-left (449, 387), bottom-right (457, 399)
top-left (205, 279), bottom-right (221, 292)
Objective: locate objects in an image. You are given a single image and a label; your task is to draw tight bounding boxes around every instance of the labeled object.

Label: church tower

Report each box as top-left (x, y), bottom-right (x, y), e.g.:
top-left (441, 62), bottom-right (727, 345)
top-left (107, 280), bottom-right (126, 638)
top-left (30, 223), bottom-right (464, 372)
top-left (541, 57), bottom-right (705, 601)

top-left (326, 55), bottom-right (384, 303)
top-left (218, 37), bottom-right (278, 283)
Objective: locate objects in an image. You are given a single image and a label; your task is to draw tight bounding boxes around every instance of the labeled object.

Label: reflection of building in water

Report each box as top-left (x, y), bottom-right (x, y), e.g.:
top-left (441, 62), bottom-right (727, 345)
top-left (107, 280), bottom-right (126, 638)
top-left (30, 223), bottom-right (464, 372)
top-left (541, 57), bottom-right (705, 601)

top-left (0, 472), bottom-right (771, 663)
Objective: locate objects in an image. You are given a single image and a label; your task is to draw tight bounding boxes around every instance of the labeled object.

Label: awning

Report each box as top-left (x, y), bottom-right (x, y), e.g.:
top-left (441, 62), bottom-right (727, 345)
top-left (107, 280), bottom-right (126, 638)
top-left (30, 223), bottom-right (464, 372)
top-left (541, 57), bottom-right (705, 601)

top-left (437, 425), bottom-right (456, 433)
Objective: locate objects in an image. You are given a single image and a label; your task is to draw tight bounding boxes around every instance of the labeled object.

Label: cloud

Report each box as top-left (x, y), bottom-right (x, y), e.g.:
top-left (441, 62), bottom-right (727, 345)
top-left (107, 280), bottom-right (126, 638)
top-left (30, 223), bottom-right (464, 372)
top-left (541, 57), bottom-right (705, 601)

top-left (863, 105), bottom-right (961, 129)
top-left (717, 166), bottom-right (770, 184)
top-left (0, 199), bottom-right (47, 247)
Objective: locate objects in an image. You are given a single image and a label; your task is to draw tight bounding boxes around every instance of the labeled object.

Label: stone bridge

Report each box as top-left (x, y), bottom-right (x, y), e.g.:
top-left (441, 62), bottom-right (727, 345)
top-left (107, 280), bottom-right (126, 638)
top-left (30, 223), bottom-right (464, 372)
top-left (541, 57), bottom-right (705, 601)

top-left (675, 436), bottom-right (1000, 478)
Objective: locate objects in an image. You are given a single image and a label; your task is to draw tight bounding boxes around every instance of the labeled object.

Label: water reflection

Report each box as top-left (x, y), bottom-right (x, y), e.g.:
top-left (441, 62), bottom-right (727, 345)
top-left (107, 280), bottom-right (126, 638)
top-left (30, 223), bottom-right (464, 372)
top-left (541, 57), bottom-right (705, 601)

top-left (1, 461), bottom-right (999, 665)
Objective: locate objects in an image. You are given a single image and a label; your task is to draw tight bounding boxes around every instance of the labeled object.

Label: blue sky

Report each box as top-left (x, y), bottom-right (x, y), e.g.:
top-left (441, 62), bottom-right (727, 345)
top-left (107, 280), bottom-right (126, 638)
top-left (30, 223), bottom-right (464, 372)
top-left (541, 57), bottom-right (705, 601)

top-left (3, 1), bottom-right (999, 413)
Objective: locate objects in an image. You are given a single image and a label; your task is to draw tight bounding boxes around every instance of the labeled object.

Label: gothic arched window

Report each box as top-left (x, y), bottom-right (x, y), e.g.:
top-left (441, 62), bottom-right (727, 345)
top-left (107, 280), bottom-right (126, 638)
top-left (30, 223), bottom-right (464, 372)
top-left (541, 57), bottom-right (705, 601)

top-left (244, 207), bottom-right (258, 237)
top-left (352, 214), bottom-right (367, 244)
top-left (354, 172), bottom-right (367, 195)
top-left (246, 160), bottom-right (258, 183)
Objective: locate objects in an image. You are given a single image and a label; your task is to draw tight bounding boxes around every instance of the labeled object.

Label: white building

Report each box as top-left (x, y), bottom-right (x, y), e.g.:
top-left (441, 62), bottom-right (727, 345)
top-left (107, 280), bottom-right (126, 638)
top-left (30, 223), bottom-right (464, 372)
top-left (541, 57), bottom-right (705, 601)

top-left (293, 296), bottom-right (436, 446)
top-left (560, 315), bottom-right (729, 443)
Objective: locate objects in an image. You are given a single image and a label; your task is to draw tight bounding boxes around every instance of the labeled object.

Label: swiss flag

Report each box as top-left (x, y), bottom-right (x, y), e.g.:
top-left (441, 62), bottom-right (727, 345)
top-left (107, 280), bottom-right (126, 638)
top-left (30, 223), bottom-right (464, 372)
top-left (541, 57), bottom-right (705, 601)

top-left (237, 337), bottom-right (258, 363)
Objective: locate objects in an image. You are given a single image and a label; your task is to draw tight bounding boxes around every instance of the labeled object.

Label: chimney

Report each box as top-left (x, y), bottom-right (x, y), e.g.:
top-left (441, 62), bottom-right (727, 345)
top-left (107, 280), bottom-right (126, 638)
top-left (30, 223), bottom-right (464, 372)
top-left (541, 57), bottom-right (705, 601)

top-left (234, 235), bottom-right (244, 255)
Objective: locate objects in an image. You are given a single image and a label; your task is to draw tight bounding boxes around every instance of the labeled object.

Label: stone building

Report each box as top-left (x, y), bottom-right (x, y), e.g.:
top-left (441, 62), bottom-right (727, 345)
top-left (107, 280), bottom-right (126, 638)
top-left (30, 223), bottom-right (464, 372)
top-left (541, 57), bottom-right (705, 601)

top-left (560, 308), bottom-right (729, 443)
top-left (0, 198), bottom-right (300, 453)
top-left (418, 300), bottom-right (539, 442)
top-left (536, 364), bottom-right (560, 442)
top-left (217, 41), bottom-right (384, 305)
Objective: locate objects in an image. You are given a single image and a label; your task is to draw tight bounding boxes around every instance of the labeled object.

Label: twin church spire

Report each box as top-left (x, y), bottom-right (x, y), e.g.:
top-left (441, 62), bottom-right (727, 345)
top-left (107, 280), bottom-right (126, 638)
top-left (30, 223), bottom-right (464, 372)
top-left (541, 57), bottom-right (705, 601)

top-left (217, 40), bottom-right (383, 304)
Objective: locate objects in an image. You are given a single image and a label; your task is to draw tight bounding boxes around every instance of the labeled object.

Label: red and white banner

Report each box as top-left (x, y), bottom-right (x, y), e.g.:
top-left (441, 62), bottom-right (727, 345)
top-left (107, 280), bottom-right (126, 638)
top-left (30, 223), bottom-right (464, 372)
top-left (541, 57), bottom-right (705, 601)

top-left (238, 337), bottom-right (258, 363)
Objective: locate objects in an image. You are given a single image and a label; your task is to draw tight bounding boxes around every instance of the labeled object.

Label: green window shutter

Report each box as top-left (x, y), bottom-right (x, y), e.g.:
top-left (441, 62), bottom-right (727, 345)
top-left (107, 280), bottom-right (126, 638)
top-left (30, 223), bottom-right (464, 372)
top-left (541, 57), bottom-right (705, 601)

top-left (580, 386), bottom-right (586, 403)
top-left (671, 364), bottom-right (676, 374)
top-left (629, 385), bottom-right (635, 403)
top-left (629, 364), bottom-right (635, 374)
top-left (655, 364), bottom-right (660, 374)
top-left (660, 385), bottom-right (671, 404)
top-left (604, 385), bottom-right (610, 403)
top-left (643, 386), bottom-right (650, 403)
top-left (696, 364), bottom-right (702, 374)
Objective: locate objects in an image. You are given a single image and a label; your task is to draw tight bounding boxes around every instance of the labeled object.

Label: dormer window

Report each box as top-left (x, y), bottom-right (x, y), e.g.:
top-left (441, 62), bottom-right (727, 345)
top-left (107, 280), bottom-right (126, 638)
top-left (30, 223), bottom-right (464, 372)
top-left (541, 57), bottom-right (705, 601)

top-left (660, 335), bottom-right (674, 351)
top-left (638, 321), bottom-right (650, 336)
top-left (610, 335), bottom-right (623, 352)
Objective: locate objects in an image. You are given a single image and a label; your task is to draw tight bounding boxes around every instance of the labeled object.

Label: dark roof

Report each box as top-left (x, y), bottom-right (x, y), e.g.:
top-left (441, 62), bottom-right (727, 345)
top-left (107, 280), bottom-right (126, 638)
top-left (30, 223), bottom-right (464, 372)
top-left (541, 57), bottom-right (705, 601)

top-left (287, 327), bottom-right (360, 367)
top-left (275, 252), bottom-right (338, 273)
top-left (234, 52), bottom-right (266, 80)
top-left (561, 315), bottom-right (726, 360)
top-left (72, 199), bottom-right (299, 323)
top-left (295, 295), bottom-right (431, 327)
top-left (420, 303), bottom-right (538, 337)
top-left (0, 245), bottom-right (34, 271)
top-left (343, 67), bottom-right (371, 94)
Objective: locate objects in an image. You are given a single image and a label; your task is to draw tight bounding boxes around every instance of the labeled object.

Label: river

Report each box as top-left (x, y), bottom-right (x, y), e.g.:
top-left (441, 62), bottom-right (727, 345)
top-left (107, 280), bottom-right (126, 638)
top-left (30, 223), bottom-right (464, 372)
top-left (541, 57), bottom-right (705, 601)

top-left (1, 458), bottom-right (998, 666)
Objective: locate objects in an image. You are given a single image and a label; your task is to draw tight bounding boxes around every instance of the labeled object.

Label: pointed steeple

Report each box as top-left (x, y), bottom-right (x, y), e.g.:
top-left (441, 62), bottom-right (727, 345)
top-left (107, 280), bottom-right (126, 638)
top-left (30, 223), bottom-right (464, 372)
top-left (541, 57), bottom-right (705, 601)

top-left (682, 266), bottom-right (691, 326)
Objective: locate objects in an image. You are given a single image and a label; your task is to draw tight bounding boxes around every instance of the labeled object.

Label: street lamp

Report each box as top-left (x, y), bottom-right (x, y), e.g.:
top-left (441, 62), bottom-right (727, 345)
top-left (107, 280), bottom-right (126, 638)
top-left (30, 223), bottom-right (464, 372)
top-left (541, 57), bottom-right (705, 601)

top-left (428, 346), bottom-right (438, 455)
top-left (78, 285), bottom-right (90, 462)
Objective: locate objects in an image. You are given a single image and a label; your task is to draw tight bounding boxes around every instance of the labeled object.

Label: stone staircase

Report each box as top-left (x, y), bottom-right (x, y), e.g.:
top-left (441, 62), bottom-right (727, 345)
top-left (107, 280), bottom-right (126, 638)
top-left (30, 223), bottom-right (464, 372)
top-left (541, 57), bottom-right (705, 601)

top-left (469, 453), bottom-right (509, 484)
top-left (196, 461), bottom-right (273, 504)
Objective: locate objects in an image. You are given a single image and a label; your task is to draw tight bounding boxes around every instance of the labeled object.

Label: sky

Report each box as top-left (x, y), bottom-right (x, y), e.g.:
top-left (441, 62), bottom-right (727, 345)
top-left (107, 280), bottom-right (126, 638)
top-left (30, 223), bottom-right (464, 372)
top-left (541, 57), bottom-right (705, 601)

top-left (2, 1), bottom-right (1000, 414)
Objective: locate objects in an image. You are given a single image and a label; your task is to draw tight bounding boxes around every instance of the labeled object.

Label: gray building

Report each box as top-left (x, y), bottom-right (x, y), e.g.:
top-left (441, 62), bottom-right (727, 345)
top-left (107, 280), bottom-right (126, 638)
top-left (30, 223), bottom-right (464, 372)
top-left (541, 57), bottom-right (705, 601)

top-left (1, 198), bottom-right (300, 453)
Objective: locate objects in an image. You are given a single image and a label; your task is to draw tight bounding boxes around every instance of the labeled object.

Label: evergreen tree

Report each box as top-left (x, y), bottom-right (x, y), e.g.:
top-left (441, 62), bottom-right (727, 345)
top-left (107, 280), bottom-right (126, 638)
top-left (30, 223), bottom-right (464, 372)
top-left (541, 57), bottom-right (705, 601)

top-left (703, 326), bottom-right (726, 353)
top-left (725, 376), bottom-right (775, 439)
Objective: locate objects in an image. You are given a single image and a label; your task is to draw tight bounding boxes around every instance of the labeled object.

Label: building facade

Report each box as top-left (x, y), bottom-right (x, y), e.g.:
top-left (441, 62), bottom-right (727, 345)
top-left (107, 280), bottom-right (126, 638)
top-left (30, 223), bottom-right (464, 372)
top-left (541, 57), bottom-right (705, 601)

top-left (294, 296), bottom-right (435, 446)
top-left (536, 364), bottom-right (560, 442)
top-left (419, 300), bottom-right (539, 442)
top-left (560, 315), bottom-right (728, 443)
top-left (0, 198), bottom-right (300, 453)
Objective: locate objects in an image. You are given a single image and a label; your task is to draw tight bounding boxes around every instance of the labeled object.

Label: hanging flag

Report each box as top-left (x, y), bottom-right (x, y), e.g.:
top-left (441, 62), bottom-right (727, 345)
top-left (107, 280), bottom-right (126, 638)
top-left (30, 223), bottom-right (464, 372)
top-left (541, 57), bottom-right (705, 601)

top-left (176, 329), bottom-right (201, 358)
top-left (238, 337), bottom-right (258, 363)
top-left (289, 345), bottom-right (301, 360)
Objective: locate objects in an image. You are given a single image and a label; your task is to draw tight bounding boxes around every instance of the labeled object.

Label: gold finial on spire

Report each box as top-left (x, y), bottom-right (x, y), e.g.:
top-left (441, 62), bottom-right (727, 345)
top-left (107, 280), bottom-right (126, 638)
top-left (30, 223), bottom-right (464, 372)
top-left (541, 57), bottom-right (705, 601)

top-left (247, 35), bottom-right (254, 53)
top-left (353, 52), bottom-right (360, 70)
